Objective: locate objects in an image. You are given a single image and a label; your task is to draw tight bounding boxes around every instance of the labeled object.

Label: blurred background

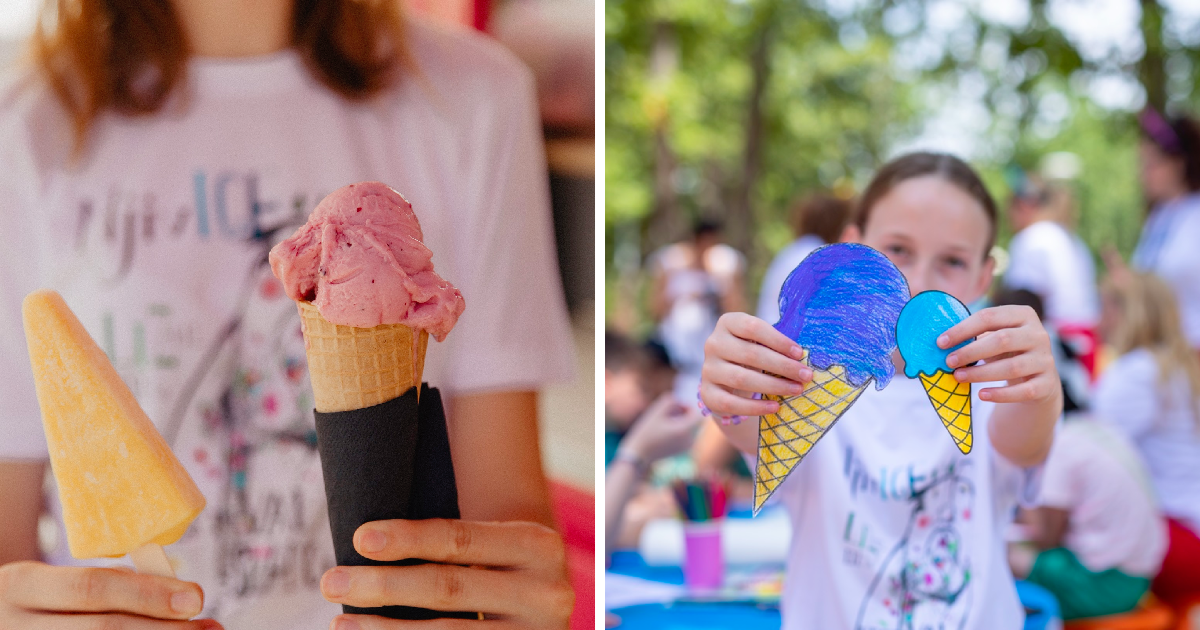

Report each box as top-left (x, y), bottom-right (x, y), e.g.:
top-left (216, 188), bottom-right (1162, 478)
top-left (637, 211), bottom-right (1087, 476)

top-left (605, 1), bottom-right (1200, 629)
top-left (606, 0), bottom-right (1199, 331)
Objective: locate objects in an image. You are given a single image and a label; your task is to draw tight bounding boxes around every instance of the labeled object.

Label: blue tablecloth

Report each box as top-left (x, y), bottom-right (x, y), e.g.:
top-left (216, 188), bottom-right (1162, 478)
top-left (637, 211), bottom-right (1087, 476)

top-left (607, 551), bottom-right (1061, 630)
top-left (607, 551), bottom-right (781, 629)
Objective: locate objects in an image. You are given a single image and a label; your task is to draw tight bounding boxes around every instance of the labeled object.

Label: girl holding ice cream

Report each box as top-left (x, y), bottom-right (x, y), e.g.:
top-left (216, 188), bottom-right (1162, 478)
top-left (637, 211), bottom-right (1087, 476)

top-left (0, 1), bottom-right (574, 629)
top-left (700, 152), bottom-right (1061, 629)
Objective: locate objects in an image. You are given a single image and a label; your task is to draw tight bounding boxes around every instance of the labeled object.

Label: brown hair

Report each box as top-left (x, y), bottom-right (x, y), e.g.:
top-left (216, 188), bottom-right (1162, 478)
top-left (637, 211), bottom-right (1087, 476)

top-left (1140, 110), bottom-right (1200, 193)
top-left (789, 193), bottom-right (852, 244)
top-left (1101, 272), bottom-right (1200, 425)
top-left (855, 152), bottom-right (998, 258)
top-left (31, 0), bottom-right (409, 151)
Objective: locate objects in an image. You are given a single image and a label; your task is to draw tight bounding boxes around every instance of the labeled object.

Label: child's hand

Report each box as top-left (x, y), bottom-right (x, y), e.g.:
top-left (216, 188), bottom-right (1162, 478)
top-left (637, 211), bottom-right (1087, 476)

top-left (699, 313), bottom-right (813, 418)
top-left (938, 305), bottom-right (1058, 404)
top-left (0, 562), bottom-right (220, 629)
top-left (320, 519), bottom-right (573, 629)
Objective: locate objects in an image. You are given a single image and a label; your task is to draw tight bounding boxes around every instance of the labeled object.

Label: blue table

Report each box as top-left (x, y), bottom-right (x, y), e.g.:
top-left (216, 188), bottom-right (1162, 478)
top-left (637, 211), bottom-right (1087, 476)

top-left (607, 551), bottom-right (781, 630)
top-left (607, 551), bottom-right (1061, 630)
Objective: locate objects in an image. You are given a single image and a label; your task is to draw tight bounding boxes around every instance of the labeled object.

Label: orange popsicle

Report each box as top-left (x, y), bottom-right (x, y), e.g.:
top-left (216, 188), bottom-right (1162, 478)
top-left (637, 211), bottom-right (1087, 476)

top-left (23, 290), bottom-right (204, 572)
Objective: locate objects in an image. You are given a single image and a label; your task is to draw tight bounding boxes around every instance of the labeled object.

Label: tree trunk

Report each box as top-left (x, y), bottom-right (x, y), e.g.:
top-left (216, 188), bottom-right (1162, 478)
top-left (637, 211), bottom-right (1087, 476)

top-left (727, 3), bottom-right (776, 264)
top-left (645, 21), bottom-right (684, 254)
top-left (1139, 0), bottom-right (1167, 111)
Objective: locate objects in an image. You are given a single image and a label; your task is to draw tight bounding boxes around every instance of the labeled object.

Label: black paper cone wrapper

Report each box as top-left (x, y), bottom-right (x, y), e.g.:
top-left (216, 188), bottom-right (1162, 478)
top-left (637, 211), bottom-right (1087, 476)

top-left (314, 384), bottom-right (476, 620)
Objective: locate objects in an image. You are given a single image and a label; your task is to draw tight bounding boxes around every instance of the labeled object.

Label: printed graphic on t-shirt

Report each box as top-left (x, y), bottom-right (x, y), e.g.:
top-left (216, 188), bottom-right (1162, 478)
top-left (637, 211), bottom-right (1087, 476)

top-left (841, 446), bottom-right (976, 629)
top-left (64, 175), bottom-right (339, 620)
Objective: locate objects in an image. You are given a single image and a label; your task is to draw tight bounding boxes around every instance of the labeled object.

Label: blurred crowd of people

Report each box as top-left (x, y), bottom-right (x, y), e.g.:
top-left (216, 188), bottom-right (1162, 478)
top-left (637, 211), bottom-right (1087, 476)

top-left (606, 107), bottom-right (1200, 622)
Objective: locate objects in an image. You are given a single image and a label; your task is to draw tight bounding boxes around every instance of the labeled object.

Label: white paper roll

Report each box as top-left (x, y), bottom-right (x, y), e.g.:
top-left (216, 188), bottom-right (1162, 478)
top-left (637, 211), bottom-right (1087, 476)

top-left (639, 509), bottom-right (792, 566)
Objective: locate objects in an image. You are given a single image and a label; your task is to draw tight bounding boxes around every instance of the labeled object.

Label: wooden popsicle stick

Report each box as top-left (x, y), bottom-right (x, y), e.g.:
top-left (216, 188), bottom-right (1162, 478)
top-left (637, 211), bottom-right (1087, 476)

top-left (129, 543), bottom-right (175, 578)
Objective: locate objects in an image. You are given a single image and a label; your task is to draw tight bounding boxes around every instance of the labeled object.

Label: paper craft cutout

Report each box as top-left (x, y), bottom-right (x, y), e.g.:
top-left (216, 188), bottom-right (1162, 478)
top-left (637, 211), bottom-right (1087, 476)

top-left (755, 243), bottom-right (909, 514)
top-left (896, 291), bottom-right (974, 454)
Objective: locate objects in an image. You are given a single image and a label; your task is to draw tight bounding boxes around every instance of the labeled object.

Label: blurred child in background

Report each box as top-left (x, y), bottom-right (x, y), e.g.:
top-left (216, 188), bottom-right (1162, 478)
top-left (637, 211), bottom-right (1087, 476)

top-left (1004, 172), bottom-right (1100, 376)
top-left (757, 193), bottom-right (853, 324)
top-left (700, 152), bottom-right (1060, 629)
top-left (604, 331), bottom-right (702, 554)
top-left (650, 221), bottom-right (746, 401)
top-left (1133, 109), bottom-right (1200, 350)
top-left (998, 286), bottom-right (1167, 620)
top-left (1093, 272), bottom-right (1200, 608)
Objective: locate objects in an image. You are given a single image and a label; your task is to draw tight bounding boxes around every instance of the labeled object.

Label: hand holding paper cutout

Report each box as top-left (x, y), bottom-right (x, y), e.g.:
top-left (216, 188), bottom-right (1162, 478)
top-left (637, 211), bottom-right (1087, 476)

top-left (896, 291), bottom-right (974, 454)
top-left (754, 244), bottom-right (909, 514)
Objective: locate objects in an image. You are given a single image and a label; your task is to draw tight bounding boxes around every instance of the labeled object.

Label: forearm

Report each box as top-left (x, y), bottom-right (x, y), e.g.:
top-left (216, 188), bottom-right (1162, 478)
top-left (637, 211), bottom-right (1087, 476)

top-left (449, 392), bottom-right (555, 528)
top-left (989, 392), bottom-right (1060, 468)
top-left (603, 460), bottom-right (641, 554)
top-left (715, 417), bottom-right (758, 456)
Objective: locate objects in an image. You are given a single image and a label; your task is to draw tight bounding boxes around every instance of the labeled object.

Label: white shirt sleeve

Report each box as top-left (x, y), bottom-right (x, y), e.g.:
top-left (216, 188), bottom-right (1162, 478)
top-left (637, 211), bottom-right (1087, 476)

top-left (0, 83), bottom-right (53, 459)
top-left (1038, 428), bottom-right (1079, 510)
top-left (1004, 229), bottom-right (1052, 298)
top-left (1093, 350), bottom-right (1161, 442)
top-left (437, 51), bottom-right (575, 394)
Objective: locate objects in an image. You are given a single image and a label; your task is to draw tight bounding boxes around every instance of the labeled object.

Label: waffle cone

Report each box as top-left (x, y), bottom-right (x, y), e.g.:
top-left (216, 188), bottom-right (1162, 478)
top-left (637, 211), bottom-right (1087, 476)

top-left (297, 301), bottom-right (429, 413)
top-left (755, 362), bottom-right (868, 514)
top-left (918, 370), bottom-right (972, 454)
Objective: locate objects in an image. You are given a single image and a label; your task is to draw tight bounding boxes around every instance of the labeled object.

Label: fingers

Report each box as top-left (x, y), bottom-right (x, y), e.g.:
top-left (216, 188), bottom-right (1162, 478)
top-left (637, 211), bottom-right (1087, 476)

top-left (332, 614), bottom-right (520, 630)
top-left (938, 306), bottom-right (1036, 350)
top-left (718, 313), bottom-right (805, 362)
top-left (706, 317), bottom-right (809, 382)
top-left (952, 355), bottom-right (1040, 384)
top-left (946, 326), bottom-right (1048, 371)
top-left (350, 521), bottom-right (565, 574)
top-left (0, 562), bottom-right (205, 620)
top-left (979, 375), bottom-right (1059, 404)
top-left (322, 564), bottom-right (570, 619)
top-left (698, 382), bottom-right (779, 418)
top-left (6, 609), bottom-right (221, 630)
top-left (703, 361), bottom-right (804, 400)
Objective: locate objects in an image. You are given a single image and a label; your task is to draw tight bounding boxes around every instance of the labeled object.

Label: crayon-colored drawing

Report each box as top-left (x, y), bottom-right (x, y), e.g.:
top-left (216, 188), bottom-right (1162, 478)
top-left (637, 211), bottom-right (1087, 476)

top-left (896, 291), bottom-right (974, 454)
top-left (755, 243), bottom-right (909, 514)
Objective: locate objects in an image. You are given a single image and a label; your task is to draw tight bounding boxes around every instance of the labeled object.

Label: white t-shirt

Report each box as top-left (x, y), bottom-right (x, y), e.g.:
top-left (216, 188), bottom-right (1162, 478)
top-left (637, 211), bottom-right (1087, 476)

top-left (771, 375), bottom-right (1040, 630)
top-left (1134, 194), bottom-right (1200, 346)
top-left (1093, 349), bottom-right (1200, 535)
top-left (1039, 419), bottom-right (1166, 577)
top-left (756, 234), bottom-right (823, 325)
top-left (1004, 221), bottom-right (1099, 327)
top-left (0, 21), bottom-right (573, 629)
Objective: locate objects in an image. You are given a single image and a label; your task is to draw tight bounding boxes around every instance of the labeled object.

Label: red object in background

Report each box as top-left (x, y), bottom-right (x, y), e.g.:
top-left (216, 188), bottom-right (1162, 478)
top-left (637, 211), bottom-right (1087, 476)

top-left (1154, 519), bottom-right (1200, 612)
top-left (550, 481), bottom-right (595, 630)
top-left (474, 0), bottom-right (490, 31)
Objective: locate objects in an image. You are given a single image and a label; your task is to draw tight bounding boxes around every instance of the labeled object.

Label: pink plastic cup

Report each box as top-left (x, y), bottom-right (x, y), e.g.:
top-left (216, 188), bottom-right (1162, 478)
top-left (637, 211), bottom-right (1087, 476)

top-left (683, 521), bottom-right (724, 591)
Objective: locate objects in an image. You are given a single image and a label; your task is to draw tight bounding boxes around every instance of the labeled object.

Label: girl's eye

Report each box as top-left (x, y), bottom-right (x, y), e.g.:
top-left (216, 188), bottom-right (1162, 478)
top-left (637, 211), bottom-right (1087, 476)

top-left (943, 256), bottom-right (966, 269)
top-left (886, 244), bottom-right (910, 258)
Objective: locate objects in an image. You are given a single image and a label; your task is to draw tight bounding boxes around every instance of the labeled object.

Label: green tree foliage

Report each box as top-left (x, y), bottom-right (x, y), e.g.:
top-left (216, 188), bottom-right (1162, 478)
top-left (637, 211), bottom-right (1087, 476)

top-left (606, 0), bottom-right (1200, 329)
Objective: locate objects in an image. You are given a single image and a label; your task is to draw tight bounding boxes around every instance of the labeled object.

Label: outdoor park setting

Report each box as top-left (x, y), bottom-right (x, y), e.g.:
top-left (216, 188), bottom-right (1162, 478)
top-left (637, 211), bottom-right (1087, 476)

top-left (604, 1), bottom-right (1200, 628)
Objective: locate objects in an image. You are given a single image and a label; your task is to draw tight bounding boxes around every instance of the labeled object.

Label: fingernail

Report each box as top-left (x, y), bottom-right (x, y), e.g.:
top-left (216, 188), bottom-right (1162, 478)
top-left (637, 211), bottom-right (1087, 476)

top-left (946, 353), bottom-right (958, 368)
top-left (323, 569), bottom-right (351, 598)
top-left (954, 369), bottom-right (966, 382)
top-left (980, 390), bottom-right (992, 400)
top-left (789, 382), bottom-right (804, 395)
top-left (798, 367), bottom-right (813, 381)
top-left (937, 335), bottom-right (950, 348)
top-left (335, 619), bottom-right (362, 630)
top-left (171, 590), bottom-right (202, 615)
top-left (790, 345), bottom-right (805, 360)
top-left (359, 529), bottom-right (386, 553)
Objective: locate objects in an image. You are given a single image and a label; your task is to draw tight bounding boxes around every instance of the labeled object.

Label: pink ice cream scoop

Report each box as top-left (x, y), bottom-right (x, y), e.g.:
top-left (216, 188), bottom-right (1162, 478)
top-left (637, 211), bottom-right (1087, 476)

top-left (269, 182), bottom-right (465, 341)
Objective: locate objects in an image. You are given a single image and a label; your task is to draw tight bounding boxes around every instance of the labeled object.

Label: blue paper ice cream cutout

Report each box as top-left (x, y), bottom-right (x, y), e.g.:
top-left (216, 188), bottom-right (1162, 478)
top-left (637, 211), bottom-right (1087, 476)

top-left (774, 244), bottom-right (910, 390)
top-left (896, 291), bottom-right (972, 378)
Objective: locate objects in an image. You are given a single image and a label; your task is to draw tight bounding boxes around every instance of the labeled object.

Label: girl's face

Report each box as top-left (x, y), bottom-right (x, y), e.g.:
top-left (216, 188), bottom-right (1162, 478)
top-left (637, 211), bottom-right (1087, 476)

top-left (1139, 139), bottom-right (1187, 205)
top-left (851, 175), bottom-right (994, 304)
